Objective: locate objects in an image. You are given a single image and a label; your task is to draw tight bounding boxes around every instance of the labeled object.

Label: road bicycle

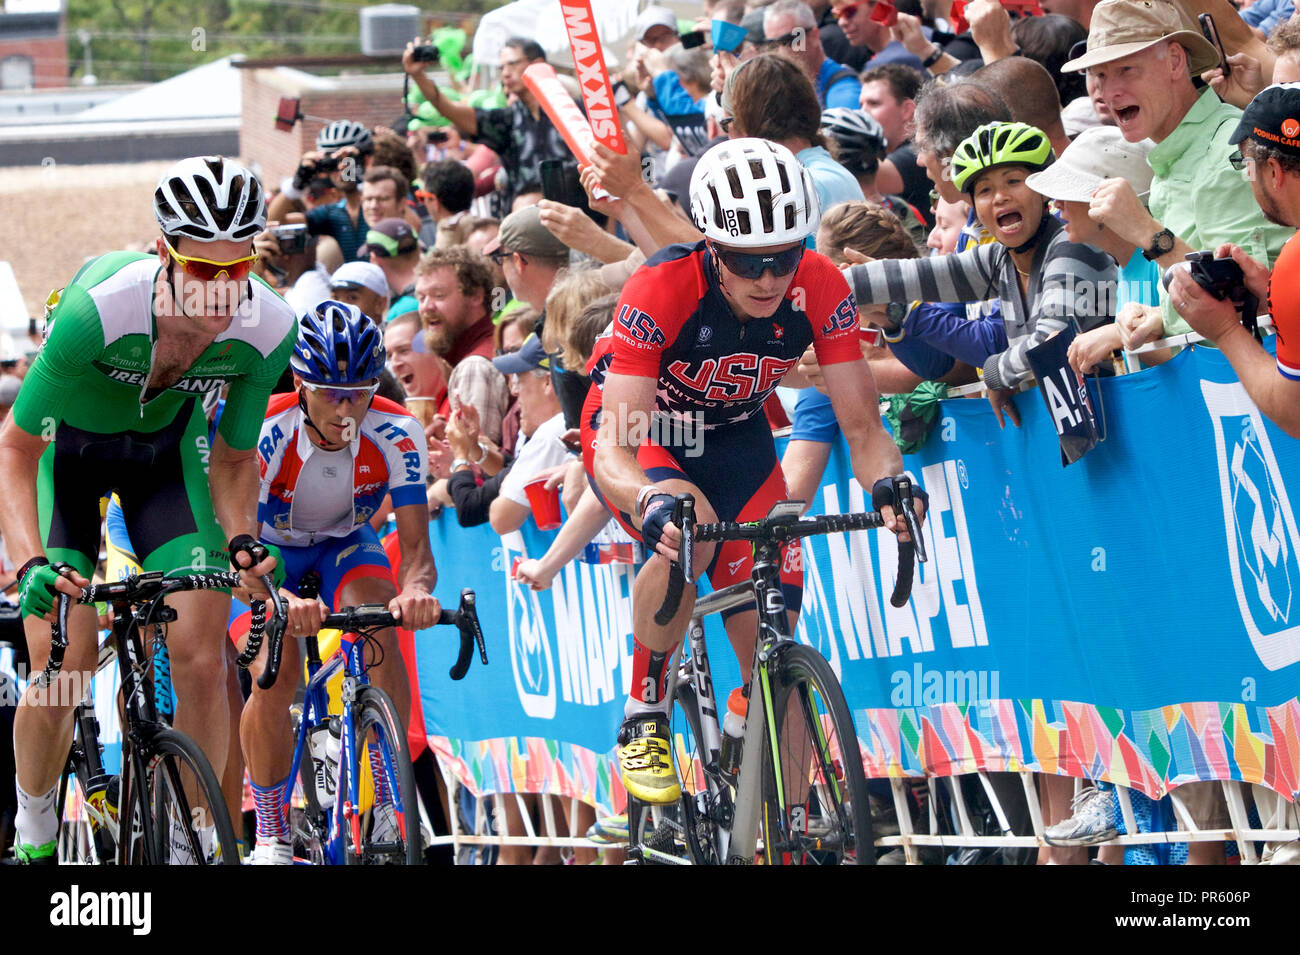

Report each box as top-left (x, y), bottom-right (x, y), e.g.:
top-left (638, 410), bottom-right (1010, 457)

top-left (48, 568), bottom-right (273, 865)
top-left (241, 581), bottom-right (487, 865)
top-left (627, 476), bottom-right (926, 865)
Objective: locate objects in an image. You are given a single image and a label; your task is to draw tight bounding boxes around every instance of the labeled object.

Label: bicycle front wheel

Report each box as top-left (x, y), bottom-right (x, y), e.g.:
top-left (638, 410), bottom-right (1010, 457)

top-left (123, 728), bottom-right (240, 865)
top-left (343, 687), bottom-right (422, 865)
top-left (760, 645), bottom-right (873, 865)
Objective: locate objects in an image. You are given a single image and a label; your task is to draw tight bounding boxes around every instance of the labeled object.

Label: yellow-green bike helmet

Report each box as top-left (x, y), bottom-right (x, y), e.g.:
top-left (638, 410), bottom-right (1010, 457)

top-left (949, 121), bottom-right (1054, 195)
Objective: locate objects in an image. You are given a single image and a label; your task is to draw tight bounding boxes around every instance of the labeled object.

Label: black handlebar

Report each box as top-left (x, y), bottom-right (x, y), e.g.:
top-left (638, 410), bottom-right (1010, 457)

top-left (238, 586), bottom-right (491, 686)
top-left (40, 568), bottom-right (247, 689)
top-left (653, 475), bottom-right (929, 624)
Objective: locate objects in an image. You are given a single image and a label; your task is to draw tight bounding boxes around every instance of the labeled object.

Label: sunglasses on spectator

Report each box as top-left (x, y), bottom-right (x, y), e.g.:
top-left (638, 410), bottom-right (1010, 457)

top-left (1228, 148), bottom-right (1251, 171)
top-left (165, 242), bottom-right (257, 282)
top-left (836, 1), bottom-right (874, 19)
top-left (415, 189), bottom-right (437, 202)
top-left (720, 116), bottom-right (735, 133)
top-left (489, 248), bottom-right (521, 265)
top-left (302, 381), bottom-right (380, 404)
top-left (757, 30), bottom-right (801, 49)
top-left (710, 241), bottom-right (805, 279)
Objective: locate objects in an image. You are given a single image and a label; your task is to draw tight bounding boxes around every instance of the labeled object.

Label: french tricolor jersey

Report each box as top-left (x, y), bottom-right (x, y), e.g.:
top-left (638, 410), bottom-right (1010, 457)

top-left (587, 242), bottom-right (863, 430)
top-left (257, 393), bottom-right (428, 547)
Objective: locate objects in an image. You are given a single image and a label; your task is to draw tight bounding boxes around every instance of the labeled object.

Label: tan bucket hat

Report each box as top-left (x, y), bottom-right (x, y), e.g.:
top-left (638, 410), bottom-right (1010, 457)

top-left (1060, 0), bottom-right (1221, 76)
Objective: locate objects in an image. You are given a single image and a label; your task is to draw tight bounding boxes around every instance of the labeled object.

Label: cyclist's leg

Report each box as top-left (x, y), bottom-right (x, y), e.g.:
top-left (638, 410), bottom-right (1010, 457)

top-left (119, 402), bottom-right (236, 850)
top-left (320, 527), bottom-right (408, 739)
top-left (238, 543), bottom-right (315, 855)
top-left (585, 440), bottom-right (721, 805)
top-left (13, 441), bottom-right (104, 862)
top-left (220, 637), bottom-right (245, 852)
top-left (708, 459), bottom-right (806, 672)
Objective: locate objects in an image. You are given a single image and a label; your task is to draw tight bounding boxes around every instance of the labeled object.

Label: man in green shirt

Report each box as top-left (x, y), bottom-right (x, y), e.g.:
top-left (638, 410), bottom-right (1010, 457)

top-left (0, 156), bottom-right (294, 864)
top-left (1065, 0), bottom-right (1293, 348)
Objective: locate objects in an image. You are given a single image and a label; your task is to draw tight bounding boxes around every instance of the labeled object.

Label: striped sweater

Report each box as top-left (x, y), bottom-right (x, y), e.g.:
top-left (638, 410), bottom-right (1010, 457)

top-left (847, 215), bottom-right (1118, 391)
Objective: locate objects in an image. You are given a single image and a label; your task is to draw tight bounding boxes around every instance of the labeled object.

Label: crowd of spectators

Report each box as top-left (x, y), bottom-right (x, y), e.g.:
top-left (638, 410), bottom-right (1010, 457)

top-left (9, 0), bottom-right (1300, 866)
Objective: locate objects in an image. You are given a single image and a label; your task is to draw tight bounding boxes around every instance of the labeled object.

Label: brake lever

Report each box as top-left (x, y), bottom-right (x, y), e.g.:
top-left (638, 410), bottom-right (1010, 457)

top-left (894, 476), bottom-right (927, 564)
top-left (675, 494), bottom-right (696, 586)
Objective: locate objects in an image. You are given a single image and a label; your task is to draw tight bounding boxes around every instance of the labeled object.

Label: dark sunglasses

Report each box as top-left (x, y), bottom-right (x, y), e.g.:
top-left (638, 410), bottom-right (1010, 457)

top-left (711, 242), bottom-right (805, 279)
top-left (1228, 148), bottom-right (1248, 171)
top-left (720, 116), bottom-right (735, 133)
top-left (757, 30), bottom-right (801, 49)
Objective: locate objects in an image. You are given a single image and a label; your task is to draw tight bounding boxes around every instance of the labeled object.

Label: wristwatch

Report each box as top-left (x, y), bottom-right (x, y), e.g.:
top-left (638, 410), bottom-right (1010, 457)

top-left (1142, 227), bottom-right (1175, 261)
top-left (884, 301), bottom-right (909, 328)
top-left (922, 45), bottom-right (944, 69)
top-left (449, 458), bottom-right (473, 472)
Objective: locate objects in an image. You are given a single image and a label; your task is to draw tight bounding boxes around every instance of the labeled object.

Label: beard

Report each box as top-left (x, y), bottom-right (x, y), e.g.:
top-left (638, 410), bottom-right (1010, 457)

top-left (423, 323), bottom-right (454, 356)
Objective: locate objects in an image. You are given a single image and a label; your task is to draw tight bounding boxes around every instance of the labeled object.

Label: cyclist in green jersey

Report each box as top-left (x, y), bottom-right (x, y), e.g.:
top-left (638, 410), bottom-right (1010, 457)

top-left (0, 156), bottom-right (295, 864)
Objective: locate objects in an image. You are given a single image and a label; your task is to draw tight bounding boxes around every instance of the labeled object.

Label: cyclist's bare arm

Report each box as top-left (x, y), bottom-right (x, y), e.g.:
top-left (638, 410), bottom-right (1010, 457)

top-left (210, 434), bottom-right (276, 589)
top-left (820, 358), bottom-right (916, 534)
top-left (0, 418), bottom-right (51, 569)
top-left (0, 418), bottom-right (85, 600)
top-left (592, 371), bottom-right (672, 536)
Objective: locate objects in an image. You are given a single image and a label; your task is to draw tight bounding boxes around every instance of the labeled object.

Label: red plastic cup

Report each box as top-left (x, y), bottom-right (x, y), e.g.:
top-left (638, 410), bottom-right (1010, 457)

top-left (870, 0), bottom-right (898, 26)
top-left (524, 477), bottom-right (563, 530)
top-left (510, 556), bottom-right (522, 579)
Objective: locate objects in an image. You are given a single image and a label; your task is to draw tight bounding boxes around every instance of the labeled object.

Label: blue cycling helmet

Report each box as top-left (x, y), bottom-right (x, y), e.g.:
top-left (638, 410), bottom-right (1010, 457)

top-left (291, 300), bottom-right (386, 385)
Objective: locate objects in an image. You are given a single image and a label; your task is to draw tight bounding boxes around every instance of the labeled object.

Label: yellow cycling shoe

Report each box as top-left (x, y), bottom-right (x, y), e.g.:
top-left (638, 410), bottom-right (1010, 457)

top-left (617, 715), bottom-right (682, 805)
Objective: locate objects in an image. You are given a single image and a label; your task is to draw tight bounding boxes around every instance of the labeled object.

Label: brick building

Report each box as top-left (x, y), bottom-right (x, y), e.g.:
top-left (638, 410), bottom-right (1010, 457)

top-left (239, 61), bottom-right (410, 191)
top-left (0, 0), bottom-right (67, 90)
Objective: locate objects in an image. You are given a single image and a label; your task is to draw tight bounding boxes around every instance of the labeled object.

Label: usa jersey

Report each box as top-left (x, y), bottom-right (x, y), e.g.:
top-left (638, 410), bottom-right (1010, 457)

top-left (588, 242), bottom-right (863, 429)
top-left (257, 393), bottom-right (428, 547)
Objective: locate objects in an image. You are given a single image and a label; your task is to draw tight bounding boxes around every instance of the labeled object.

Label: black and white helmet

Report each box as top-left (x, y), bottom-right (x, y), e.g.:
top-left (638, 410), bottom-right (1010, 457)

top-left (689, 138), bottom-right (819, 248)
top-left (820, 107), bottom-right (887, 172)
top-left (316, 119), bottom-right (373, 154)
top-left (153, 156), bottom-right (267, 243)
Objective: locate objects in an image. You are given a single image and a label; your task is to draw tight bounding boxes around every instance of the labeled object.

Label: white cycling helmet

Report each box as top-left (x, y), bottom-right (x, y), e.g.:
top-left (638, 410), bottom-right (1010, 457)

top-left (688, 138), bottom-right (820, 248)
top-left (316, 119), bottom-right (373, 154)
top-left (153, 156), bottom-right (267, 243)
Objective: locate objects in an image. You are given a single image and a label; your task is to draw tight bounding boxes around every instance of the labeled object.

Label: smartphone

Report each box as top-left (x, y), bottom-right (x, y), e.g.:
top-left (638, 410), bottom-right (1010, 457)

top-left (680, 29), bottom-right (707, 49)
top-left (540, 159), bottom-right (586, 208)
top-left (1199, 13), bottom-right (1230, 78)
top-left (870, 0), bottom-right (898, 27)
top-left (274, 96), bottom-right (301, 133)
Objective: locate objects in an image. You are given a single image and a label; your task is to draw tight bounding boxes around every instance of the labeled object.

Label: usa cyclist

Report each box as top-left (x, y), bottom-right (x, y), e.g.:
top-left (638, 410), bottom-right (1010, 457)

top-left (582, 138), bottom-right (923, 804)
top-left (242, 300), bottom-right (440, 864)
top-left (0, 156), bottom-right (294, 863)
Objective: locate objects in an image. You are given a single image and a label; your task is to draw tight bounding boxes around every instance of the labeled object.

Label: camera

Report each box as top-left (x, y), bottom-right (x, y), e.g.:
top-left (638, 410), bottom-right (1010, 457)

top-left (427, 128), bottom-right (450, 144)
top-left (1162, 251), bottom-right (1249, 306)
top-left (411, 44), bottom-right (440, 63)
top-left (272, 224), bottom-right (309, 256)
top-left (313, 154), bottom-right (340, 174)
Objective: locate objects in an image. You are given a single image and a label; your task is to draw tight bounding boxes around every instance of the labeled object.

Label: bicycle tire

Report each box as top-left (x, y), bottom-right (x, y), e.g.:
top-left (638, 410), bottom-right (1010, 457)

top-left (342, 686), bottom-right (421, 865)
top-left (627, 691), bottom-right (703, 865)
top-left (124, 728), bottom-right (240, 865)
top-left (759, 644), bottom-right (873, 865)
top-left (668, 685), bottom-right (725, 865)
top-left (56, 762), bottom-right (97, 865)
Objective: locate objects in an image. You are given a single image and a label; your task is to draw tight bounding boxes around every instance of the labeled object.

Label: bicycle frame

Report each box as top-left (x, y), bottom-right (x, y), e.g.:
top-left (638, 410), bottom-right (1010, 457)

top-left (652, 535), bottom-right (802, 865)
top-left (290, 630), bottom-right (404, 864)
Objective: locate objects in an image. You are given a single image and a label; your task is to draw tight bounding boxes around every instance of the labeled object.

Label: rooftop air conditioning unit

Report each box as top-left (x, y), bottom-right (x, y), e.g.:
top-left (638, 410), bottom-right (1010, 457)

top-left (360, 4), bottom-right (422, 57)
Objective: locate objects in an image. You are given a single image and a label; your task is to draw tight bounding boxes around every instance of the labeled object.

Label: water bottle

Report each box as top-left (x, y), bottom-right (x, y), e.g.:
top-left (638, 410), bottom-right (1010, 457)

top-left (719, 687), bottom-right (748, 779)
top-left (309, 717), bottom-right (342, 809)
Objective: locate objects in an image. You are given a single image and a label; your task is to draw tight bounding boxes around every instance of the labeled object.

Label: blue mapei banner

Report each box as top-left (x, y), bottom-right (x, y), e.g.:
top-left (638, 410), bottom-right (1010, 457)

top-left (416, 344), bottom-right (1300, 814)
